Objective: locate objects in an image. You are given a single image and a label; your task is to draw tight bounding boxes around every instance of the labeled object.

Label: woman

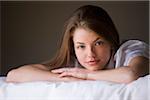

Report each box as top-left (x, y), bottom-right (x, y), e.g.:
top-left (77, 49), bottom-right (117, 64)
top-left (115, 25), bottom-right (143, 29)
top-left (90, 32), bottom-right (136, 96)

top-left (6, 5), bottom-right (149, 83)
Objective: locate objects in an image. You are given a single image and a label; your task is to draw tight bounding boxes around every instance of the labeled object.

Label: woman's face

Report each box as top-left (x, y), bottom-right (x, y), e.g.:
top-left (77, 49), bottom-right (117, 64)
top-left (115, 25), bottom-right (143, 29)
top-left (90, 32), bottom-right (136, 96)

top-left (73, 28), bottom-right (112, 71)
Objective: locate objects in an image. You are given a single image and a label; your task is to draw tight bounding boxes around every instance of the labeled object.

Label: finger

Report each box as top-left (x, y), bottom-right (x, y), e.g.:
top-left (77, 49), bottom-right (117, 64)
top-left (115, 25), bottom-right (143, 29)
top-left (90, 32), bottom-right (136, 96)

top-left (59, 72), bottom-right (74, 77)
top-left (51, 68), bottom-right (68, 73)
top-left (51, 69), bottom-right (62, 73)
top-left (61, 71), bottom-right (87, 79)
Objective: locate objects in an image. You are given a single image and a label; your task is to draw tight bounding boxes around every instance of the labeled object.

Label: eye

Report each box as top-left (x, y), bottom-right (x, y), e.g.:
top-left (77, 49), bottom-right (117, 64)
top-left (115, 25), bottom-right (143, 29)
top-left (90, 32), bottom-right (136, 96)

top-left (95, 41), bottom-right (104, 46)
top-left (77, 45), bottom-right (85, 49)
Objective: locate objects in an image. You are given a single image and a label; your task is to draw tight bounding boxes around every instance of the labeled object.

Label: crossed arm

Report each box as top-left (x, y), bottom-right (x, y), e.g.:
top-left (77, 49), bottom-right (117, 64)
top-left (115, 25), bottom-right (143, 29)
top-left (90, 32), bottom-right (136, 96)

top-left (6, 64), bottom-right (83, 83)
top-left (6, 56), bottom-right (149, 84)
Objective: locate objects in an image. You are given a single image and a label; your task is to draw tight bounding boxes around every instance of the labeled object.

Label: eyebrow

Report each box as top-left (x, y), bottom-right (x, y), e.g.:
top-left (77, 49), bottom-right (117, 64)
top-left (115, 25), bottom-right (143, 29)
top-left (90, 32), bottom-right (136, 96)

top-left (93, 37), bottom-right (102, 43)
top-left (76, 42), bottom-right (85, 44)
top-left (76, 37), bottom-right (102, 44)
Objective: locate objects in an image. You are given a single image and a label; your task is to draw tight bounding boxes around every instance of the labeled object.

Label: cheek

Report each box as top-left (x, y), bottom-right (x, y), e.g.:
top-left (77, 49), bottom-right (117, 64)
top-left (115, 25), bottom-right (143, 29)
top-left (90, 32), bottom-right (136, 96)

top-left (74, 50), bottom-right (85, 63)
top-left (96, 47), bottom-right (111, 61)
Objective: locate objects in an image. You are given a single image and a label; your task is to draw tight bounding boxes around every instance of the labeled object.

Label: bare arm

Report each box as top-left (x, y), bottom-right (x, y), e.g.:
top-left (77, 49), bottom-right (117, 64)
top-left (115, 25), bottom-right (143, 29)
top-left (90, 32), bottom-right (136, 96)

top-left (52, 56), bottom-right (149, 84)
top-left (6, 64), bottom-right (83, 83)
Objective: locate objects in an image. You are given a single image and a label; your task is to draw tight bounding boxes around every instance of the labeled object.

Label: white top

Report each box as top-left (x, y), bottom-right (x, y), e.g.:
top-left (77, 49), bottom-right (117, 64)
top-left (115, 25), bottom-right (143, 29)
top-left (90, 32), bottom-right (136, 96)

top-left (113, 40), bottom-right (149, 68)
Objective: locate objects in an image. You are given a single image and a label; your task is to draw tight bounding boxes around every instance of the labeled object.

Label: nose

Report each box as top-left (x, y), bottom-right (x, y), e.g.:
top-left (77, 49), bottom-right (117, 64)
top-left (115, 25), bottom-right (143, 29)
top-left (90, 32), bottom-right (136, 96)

top-left (87, 46), bottom-right (96, 58)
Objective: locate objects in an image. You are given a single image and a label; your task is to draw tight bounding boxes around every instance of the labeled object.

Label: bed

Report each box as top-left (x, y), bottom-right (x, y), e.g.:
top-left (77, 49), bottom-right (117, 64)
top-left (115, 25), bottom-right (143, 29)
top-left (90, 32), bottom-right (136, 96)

top-left (0, 75), bottom-right (149, 100)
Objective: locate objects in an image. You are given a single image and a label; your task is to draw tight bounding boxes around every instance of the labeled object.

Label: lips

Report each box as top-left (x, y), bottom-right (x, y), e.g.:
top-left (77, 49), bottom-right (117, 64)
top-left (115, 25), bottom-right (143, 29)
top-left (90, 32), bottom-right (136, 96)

top-left (86, 60), bottom-right (100, 66)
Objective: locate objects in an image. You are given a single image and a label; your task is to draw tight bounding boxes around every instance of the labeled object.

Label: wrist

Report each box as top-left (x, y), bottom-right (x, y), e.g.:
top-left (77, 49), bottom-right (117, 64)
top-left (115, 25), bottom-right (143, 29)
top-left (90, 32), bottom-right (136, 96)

top-left (86, 71), bottom-right (95, 80)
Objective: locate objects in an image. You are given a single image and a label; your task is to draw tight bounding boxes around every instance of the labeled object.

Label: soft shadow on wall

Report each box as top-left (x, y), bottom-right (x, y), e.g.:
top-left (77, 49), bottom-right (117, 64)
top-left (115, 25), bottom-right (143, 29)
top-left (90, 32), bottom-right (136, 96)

top-left (1, 1), bottom-right (149, 76)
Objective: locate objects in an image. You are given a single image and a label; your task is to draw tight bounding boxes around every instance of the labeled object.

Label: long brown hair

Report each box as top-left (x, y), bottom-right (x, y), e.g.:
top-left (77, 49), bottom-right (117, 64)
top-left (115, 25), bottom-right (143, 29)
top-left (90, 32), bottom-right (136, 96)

top-left (45, 5), bottom-right (120, 69)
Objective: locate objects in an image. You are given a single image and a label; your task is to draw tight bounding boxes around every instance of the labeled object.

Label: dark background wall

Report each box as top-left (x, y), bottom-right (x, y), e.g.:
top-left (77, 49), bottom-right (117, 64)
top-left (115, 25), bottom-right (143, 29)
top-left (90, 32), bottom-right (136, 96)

top-left (1, 1), bottom-right (149, 76)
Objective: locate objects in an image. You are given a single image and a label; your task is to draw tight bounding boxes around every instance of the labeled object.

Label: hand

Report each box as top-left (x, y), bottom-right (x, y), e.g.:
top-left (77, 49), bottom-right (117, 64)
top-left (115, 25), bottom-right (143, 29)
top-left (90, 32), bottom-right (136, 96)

top-left (51, 68), bottom-right (92, 80)
top-left (59, 76), bottom-right (84, 82)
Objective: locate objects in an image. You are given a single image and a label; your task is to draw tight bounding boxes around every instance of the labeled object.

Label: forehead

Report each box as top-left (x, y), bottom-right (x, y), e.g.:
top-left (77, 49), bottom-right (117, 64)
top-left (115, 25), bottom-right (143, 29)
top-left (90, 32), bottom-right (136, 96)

top-left (73, 28), bottom-right (104, 43)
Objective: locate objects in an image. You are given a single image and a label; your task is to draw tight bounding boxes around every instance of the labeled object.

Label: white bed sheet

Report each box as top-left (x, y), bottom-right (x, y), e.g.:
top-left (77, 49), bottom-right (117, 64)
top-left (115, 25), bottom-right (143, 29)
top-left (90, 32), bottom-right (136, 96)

top-left (0, 75), bottom-right (149, 100)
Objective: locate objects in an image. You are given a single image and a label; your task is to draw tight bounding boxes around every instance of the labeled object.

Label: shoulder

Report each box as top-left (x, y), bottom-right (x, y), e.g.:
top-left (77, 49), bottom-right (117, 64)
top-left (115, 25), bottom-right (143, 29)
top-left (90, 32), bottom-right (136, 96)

top-left (114, 39), bottom-right (149, 67)
top-left (117, 39), bottom-right (148, 55)
top-left (119, 40), bottom-right (148, 50)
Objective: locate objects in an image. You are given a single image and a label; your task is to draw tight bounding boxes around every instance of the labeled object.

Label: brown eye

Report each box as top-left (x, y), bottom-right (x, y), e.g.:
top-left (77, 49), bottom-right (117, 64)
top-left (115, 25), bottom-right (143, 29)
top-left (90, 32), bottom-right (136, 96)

top-left (77, 45), bottom-right (85, 49)
top-left (95, 41), bottom-right (104, 46)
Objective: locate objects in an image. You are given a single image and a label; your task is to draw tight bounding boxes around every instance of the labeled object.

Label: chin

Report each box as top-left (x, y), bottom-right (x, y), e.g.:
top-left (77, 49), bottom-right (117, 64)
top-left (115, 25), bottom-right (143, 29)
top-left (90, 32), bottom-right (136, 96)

top-left (84, 65), bottom-right (105, 71)
top-left (86, 66), bottom-right (100, 71)
top-left (81, 63), bottom-right (104, 71)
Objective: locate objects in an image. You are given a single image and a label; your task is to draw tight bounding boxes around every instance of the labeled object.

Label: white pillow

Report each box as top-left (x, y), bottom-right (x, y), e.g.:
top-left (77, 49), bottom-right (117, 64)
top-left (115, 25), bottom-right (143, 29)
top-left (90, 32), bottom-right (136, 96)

top-left (0, 75), bottom-right (149, 100)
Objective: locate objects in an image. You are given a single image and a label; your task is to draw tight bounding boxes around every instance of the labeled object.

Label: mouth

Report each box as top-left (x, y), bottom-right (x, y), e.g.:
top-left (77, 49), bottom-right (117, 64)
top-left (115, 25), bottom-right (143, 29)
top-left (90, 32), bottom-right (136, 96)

top-left (86, 60), bottom-right (100, 66)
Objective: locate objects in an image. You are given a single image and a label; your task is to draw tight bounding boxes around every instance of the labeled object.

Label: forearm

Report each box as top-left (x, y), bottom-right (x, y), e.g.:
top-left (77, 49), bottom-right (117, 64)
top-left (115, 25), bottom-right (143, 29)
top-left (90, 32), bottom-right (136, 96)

top-left (87, 67), bottom-right (137, 84)
top-left (6, 64), bottom-right (62, 83)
